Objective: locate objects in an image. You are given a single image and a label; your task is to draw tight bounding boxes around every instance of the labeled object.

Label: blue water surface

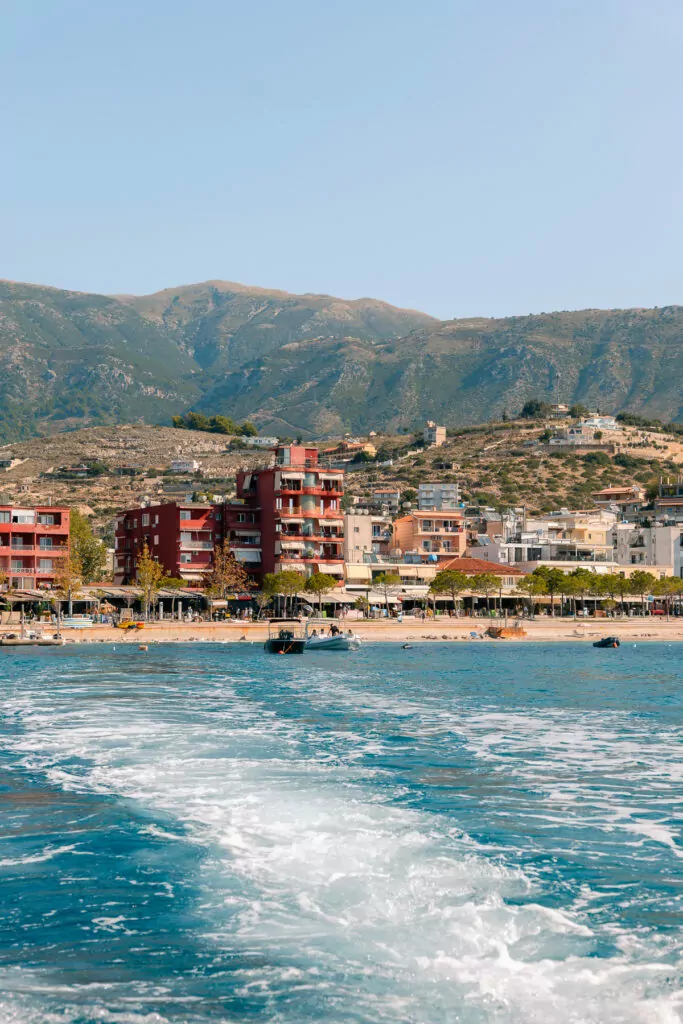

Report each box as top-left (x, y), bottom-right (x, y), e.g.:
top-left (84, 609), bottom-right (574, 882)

top-left (0, 641), bottom-right (681, 1023)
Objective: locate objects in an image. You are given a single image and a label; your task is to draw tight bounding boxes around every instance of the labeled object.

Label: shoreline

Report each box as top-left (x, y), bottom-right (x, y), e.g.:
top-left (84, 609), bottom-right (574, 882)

top-left (5, 619), bottom-right (683, 644)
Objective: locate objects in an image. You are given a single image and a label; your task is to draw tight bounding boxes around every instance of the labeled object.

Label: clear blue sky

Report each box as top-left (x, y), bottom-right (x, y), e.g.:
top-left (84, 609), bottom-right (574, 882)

top-left (2, 0), bottom-right (682, 319)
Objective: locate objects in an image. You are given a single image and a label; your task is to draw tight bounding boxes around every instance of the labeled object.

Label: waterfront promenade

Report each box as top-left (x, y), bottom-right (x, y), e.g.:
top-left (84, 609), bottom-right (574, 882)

top-left (7, 617), bottom-right (683, 644)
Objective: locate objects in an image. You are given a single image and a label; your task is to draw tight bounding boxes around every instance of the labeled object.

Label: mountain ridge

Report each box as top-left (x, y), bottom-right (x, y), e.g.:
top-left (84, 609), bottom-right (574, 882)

top-left (0, 277), bottom-right (681, 442)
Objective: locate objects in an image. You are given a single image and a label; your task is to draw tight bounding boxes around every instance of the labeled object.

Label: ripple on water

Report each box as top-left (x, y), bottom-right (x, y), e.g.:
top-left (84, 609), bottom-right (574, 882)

top-left (0, 643), bottom-right (681, 1022)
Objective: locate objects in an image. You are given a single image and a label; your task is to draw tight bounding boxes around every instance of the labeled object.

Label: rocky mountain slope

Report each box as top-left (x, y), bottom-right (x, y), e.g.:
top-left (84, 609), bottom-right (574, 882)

top-left (1, 278), bottom-right (682, 441)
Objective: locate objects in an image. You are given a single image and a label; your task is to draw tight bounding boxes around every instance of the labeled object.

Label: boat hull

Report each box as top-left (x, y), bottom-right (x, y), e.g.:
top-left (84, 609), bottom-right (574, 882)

top-left (264, 638), bottom-right (306, 654)
top-left (305, 635), bottom-right (361, 651)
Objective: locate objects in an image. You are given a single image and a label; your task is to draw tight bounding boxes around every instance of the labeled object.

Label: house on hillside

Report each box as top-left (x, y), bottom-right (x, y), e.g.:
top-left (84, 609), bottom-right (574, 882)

top-left (592, 484), bottom-right (645, 512)
top-left (423, 421), bottom-right (447, 447)
top-left (169, 458), bottom-right (200, 474)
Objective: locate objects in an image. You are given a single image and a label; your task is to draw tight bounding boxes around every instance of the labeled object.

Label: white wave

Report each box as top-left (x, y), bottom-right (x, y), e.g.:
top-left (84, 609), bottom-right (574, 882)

top-left (1, 664), bottom-right (682, 1022)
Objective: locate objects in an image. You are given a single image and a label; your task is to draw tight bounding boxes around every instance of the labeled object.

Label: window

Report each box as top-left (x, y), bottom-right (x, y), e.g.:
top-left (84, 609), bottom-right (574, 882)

top-left (39, 538), bottom-right (53, 549)
top-left (354, 526), bottom-right (360, 533)
top-left (133, 519), bottom-right (138, 529)
top-left (154, 535), bottom-right (159, 546)
top-left (142, 514), bottom-right (150, 527)
top-left (180, 553), bottom-right (192, 563)
top-left (0, 511), bottom-right (9, 523)
top-left (275, 498), bottom-right (282, 510)
top-left (238, 513), bottom-right (246, 522)
top-left (38, 559), bottom-right (53, 571)
top-left (38, 514), bottom-right (54, 525)
top-left (154, 515), bottom-right (159, 526)
top-left (215, 513), bottom-right (222, 521)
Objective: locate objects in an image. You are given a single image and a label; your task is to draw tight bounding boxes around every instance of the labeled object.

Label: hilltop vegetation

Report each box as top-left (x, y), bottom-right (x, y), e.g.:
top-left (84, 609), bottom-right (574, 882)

top-left (2, 278), bottom-right (683, 442)
top-left (353, 421), bottom-right (683, 514)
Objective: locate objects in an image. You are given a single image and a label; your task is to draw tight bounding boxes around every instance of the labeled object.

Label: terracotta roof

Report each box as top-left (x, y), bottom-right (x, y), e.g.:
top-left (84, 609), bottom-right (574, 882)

top-left (439, 556), bottom-right (526, 576)
top-left (592, 486), bottom-right (643, 497)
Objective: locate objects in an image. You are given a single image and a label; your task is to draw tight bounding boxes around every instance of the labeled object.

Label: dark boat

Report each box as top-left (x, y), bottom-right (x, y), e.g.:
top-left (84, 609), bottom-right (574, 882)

top-left (264, 619), bottom-right (306, 654)
top-left (593, 636), bottom-right (620, 648)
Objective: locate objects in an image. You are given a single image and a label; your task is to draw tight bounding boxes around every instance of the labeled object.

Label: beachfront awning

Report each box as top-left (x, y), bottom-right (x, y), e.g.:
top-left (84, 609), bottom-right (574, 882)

top-left (345, 565), bottom-right (372, 582)
top-left (316, 563), bottom-right (344, 575)
top-left (398, 566), bottom-right (419, 578)
top-left (318, 473), bottom-right (343, 482)
top-left (279, 471), bottom-right (305, 481)
top-left (366, 589), bottom-right (400, 605)
top-left (280, 540), bottom-right (305, 550)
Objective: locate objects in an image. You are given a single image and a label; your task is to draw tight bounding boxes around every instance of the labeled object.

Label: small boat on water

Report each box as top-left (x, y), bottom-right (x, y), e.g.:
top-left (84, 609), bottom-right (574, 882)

top-left (264, 619), bottom-right (306, 654)
top-left (0, 631), bottom-right (64, 647)
top-left (305, 619), bottom-right (361, 651)
top-left (593, 636), bottom-right (621, 648)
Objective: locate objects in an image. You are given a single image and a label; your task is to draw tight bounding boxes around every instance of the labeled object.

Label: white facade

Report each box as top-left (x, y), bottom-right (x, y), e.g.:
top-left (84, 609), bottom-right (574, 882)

top-left (169, 459), bottom-right (200, 474)
top-left (343, 512), bottom-right (393, 562)
top-left (243, 436), bottom-right (279, 447)
top-left (423, 421), bottom-right (447, 447)
top-left (418, 482), bottom-right (459, 510)
top-left (613, 523), bottom-right (682, 576)
top-left (372, 489), bottom-right (401, 514)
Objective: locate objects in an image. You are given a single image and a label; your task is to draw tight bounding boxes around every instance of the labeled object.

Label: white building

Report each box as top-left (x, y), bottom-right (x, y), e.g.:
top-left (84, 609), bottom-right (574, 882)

top-left (243, 436), bottom-right (279, 448)
top-left (343, 511), bottom-right (393, 562)
top-left (613, 523), bottom-right (682, 576)
top-left (418, 482), bottom-right (460, 510)
top-left (423, 421), bottom-right (447, 447)
top-left (372, 488), bottom-right (401, 515)
top-left (169, 459), bottom-right (200, 474)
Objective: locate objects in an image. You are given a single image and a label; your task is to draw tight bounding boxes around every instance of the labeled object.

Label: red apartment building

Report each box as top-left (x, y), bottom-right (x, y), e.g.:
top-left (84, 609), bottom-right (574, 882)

top-left (0, 504), bottom-right (70, 589)
top-left (235, 444), bottom-right (344, 581)
top-left (114, 446), bottom-right (345, 587)
top-left (114, 502), bottom-right (220, 584)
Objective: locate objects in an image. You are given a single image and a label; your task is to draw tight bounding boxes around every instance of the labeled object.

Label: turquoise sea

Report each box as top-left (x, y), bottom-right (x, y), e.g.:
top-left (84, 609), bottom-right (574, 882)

top-left (0, 642), bottom-right (682, 1023)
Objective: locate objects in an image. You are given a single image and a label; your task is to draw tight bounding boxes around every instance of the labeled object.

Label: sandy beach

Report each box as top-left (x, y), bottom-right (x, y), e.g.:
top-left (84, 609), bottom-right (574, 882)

top-left (7, 618), bottom-right (683, 644)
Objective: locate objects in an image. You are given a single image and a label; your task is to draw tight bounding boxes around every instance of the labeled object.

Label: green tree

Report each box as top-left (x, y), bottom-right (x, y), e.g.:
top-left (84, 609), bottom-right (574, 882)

top-left (532, 566), bottom-right (566, 617)
top-left (184, 412), bottom-right (210, 431)
top-left (653, 576), bottom-right (681, 619)
top-left (569, 404), bottom-right (589, 418)
top-left (557, 572), bottom-right (580, 617)
top-left (54, 551), bottom-right (83, 618)
top-left (628, 570), bottom-right (657, 617)
top-left (263, 570), bottom-right (305, 617)
top-left (374, 571), bottom-right (401, 616)
top-left (70, 508), bottom-right (107, 583)
top-left (135, 542), bottom-right (165, 619)
top-left (515, 574), bottom-right (547, 618)
top-left (240, 421), bottom-right (258, 437)
top-left (205, 540), bottom-right (252, 601)
top-left (209, 414), bottom-right (238, 435)
top-left (304, 572), bottom-right (338, 615)
top-left (570, 567), bottom-right (596, 618)
top-left (470, 572), bottom-right (500, 614)
top-left (521, 399), bottom-right (552, 419)
top-left (429, 569), bottom-right (468, 616)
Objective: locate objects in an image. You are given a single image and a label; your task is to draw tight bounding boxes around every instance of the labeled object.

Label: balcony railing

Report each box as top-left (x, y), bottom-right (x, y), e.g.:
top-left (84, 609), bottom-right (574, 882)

top-left (180, 541), bottom-right (214, 551)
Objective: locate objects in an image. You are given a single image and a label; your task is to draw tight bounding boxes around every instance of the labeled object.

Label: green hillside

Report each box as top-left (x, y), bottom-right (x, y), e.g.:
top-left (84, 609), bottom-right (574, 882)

top-left (1, 278), bottom-right (682, 441)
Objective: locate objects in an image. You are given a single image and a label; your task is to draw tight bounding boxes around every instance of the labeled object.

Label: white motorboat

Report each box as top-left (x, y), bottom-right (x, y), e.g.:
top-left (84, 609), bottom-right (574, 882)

top-left (305, 620), bottom-right (361, 651)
